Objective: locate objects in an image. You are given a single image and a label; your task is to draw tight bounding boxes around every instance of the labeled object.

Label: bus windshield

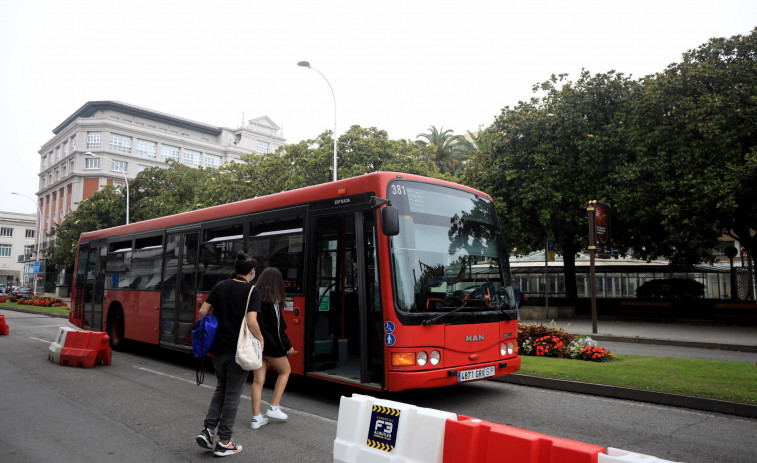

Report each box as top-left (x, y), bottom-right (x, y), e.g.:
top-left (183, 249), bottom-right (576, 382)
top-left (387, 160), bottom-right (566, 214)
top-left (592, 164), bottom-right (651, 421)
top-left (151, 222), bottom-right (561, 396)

top-left (387, 180), bottom-right (512, 315)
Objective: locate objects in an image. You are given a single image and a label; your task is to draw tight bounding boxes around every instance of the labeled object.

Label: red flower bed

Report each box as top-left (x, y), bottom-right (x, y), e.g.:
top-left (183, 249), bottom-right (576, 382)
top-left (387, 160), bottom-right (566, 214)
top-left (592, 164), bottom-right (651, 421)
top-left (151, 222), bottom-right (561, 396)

top-left (5, 296), bottom-right (69, 308)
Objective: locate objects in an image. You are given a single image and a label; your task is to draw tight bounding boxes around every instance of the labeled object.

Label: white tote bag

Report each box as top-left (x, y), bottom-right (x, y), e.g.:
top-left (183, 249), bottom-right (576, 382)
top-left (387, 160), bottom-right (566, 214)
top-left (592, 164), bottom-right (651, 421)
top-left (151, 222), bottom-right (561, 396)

top-left (235, 286), bottom-right (263, 370)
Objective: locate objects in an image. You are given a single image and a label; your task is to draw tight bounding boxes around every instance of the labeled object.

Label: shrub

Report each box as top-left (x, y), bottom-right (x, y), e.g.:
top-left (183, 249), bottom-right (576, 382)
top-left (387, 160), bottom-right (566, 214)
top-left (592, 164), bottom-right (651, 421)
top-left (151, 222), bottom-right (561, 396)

top-left (577, 345), bottom-right (616, 362)
top-left (518, 323), bottom-right (615, 362)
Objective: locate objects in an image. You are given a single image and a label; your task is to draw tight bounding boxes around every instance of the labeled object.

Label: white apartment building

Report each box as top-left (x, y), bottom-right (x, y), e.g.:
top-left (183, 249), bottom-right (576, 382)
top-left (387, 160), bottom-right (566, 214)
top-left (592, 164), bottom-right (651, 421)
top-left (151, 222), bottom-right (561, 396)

top-left (0, 211), bottom-right (37, 287)
top-left (33, 100), bottom-right (286, 294)
top-left (37, 100), bottom-right (285, 250)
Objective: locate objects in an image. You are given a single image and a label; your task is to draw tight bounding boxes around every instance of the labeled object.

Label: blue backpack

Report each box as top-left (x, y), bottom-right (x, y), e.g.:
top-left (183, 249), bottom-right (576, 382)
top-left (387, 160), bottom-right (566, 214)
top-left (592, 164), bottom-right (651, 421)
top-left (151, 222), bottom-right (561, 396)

top-left (191, 313), bottom-right (218, 385)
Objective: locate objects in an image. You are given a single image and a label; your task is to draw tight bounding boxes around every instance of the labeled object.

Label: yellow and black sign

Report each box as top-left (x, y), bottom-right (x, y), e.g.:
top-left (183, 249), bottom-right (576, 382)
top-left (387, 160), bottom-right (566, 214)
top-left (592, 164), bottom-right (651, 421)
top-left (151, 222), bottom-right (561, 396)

top-left (366, 405), bottom-right (401, 452)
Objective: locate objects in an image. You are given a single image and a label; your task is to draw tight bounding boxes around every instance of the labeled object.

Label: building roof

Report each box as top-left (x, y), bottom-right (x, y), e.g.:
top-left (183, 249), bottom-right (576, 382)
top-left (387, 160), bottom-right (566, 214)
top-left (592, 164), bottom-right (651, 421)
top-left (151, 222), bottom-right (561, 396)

top-left (52, 101), bottom-right (223, 136)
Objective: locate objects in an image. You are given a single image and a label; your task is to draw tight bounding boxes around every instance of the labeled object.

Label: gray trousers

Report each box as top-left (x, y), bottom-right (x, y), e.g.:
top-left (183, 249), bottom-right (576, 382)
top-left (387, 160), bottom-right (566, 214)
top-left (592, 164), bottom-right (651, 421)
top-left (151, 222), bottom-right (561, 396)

top-left (203, 352), bottom-right (250, 440)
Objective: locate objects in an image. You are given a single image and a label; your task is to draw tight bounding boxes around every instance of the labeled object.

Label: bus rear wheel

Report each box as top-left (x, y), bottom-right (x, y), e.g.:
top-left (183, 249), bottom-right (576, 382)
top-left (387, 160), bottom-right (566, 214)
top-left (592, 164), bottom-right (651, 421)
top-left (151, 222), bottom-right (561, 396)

top-left (107, 308), bottom-right (127, 351)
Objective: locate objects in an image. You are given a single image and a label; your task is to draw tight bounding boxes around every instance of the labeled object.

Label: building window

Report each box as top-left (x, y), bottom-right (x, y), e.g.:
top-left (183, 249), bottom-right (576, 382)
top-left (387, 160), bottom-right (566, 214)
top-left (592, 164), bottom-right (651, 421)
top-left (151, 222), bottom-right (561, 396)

top-left (54, 169), bottom-right (59, 181)
top-left (70, 136), bottom-right (77, 152)
top-left (87, 132), bottom-right (102, 149)
top-left (0, 244), bottom-right (11, 257)
top-left (138, 164), bottom-right (148, 172)
top-left (26, 229), bottom-right (35, 238)
top-left (161, 144), bottom-right (180, 162)
top-left (62, 165), bottom-right (67, 177)
top-left (110, 133), bottom-right (132, 153)
top-left (136, 139), bottom-right (157, 158)
top-left (43, 154), bottom-right (49, 169)
top-left (62, 141), bottom-right (68, 157)
top-left (24, 245), bottom-right (34, 257)
top-left (0, 227), bottom-right (12, 237)
top-left (111, 160), bottom-right (128, 173)
top-left (205, 154), bottom-right (221, 168)
top-left (184, 149), bottom-right (201, 168)
top-left (85, 158), bottom-right (100, 169)
top-left (55, 145), bottom-right (61, 161)
top-left (42, 177), bottom-right (47, 187)
top-left (256, 140), bottom-right (270, 154)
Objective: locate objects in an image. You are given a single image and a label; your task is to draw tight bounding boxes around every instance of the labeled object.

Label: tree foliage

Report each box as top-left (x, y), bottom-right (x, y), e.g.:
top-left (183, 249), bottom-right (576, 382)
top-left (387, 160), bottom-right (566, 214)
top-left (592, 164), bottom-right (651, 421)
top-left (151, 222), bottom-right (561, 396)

top-left (416, 125), bottom-right (474, 176)
top-left (46, 186), bottom-right (127, 270)
top-left (620, 29), bottom-right (757, 266)
top-left (465, 70), bottom-right (638, 302)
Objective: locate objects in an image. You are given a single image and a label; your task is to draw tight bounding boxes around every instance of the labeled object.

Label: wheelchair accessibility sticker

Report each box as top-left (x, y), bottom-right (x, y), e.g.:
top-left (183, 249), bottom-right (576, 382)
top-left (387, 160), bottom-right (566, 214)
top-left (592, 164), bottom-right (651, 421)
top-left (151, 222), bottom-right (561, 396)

top-left (384, 321), bottom-right (395, 334)
top-left (366, 405), bottom-right (401, 452)
top-left (384, 333), bottom-right (396, 346)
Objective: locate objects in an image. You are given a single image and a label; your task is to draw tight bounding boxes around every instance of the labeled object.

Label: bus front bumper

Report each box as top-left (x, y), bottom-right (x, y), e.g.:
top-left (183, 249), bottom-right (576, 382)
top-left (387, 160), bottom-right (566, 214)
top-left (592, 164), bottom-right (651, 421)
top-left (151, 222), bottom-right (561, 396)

top-left (385, 356), bottom-right (521, 392)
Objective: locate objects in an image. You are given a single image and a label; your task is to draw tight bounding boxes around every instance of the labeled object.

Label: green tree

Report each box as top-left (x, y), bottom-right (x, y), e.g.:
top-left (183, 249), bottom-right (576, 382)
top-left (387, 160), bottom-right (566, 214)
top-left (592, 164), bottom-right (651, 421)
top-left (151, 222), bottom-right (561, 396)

top-left (465, 71), bottom-right (638, 303)
top-left (620, 29), bottom-right (757, 271)
top-left (129, 161), bottom-right (213, 221)
top-left (46, 186), bottom-right (127, 270)
top-left (416, 125), bottom-right (474, 176)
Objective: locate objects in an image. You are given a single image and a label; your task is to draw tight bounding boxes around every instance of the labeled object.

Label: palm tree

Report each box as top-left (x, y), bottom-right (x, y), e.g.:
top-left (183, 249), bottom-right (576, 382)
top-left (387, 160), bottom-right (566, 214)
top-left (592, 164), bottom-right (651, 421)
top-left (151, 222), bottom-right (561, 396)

top-left (416, 126), bottom-right (474, 175)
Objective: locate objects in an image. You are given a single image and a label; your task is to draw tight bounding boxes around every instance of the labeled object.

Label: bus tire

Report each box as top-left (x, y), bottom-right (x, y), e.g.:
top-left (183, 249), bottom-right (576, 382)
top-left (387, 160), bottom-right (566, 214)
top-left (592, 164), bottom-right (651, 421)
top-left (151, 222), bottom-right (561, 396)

top-left (107, 307), bottom-right (127, 351)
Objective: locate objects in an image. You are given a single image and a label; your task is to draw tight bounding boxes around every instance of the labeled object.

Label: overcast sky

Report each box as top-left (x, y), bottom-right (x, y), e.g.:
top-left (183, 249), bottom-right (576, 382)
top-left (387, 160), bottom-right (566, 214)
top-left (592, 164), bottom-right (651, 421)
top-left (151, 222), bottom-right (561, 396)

top-left (1, 0), bottom-right (754, 214)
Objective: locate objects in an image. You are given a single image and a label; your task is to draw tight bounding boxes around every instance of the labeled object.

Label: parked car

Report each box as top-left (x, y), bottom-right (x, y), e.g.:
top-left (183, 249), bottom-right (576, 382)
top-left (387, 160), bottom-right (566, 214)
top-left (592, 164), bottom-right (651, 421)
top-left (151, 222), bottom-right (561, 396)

top-left (14, 287), bottom-right (34, 299)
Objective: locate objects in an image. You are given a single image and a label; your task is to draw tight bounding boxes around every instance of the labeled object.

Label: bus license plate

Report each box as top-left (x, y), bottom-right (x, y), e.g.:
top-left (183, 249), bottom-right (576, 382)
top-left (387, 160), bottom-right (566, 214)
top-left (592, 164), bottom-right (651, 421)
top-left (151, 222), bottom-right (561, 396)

top-left (457, 366), bottom-right (495, 382)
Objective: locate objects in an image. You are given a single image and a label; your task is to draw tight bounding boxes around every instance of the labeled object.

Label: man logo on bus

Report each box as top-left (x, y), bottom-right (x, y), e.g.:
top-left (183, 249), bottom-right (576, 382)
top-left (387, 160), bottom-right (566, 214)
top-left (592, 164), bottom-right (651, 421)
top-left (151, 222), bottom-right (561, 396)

top-left (465, 334), bottom-right (484, 342)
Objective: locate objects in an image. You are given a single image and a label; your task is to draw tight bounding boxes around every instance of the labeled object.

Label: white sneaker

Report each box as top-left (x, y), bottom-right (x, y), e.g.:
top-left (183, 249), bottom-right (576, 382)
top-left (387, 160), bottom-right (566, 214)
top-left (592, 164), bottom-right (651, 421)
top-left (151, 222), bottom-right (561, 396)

top-left (251, 416), bottom-right (269, 429)
top-left (265, 406), bottom-right (288, 421)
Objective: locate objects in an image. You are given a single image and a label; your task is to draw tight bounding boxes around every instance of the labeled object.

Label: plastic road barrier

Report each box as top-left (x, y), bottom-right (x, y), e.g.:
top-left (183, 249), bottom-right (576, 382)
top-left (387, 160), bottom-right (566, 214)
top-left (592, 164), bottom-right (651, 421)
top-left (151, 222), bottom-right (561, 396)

top-left (444, 415), bottom-right (605, 463)
top-left (334, 393), bottom-right (456, 463)
top-left (0, 314), bottom-right (8, 335)
top-left (334, 395), bottom-right (685, 463)
top-left (59, 330), bottom-right (112, 368)
top-left (48, 326), bottom-right (78, 364)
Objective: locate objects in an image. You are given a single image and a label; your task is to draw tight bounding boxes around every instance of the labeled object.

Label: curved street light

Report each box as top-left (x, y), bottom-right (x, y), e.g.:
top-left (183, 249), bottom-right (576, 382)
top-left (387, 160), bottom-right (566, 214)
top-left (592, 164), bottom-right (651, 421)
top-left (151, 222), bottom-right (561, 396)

top-left (297, 60), bottom-right (338, 182)
top-left (85, 151), bottom-right (129, 224)
top-left (11, 191), bottom-right (42, 294)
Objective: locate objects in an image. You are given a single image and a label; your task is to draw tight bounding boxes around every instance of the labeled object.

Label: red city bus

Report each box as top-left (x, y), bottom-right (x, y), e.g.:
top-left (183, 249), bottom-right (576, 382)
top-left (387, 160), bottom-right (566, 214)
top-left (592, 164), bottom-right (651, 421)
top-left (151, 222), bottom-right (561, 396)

top-left (69, 172), bottom-right (520, 391)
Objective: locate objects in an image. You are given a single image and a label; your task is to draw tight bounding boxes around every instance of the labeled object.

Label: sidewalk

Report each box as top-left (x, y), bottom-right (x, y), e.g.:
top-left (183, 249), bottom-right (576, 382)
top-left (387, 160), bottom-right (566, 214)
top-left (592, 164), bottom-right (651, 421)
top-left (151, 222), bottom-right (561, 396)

top-left (522, 319), bottom-right (757, 352)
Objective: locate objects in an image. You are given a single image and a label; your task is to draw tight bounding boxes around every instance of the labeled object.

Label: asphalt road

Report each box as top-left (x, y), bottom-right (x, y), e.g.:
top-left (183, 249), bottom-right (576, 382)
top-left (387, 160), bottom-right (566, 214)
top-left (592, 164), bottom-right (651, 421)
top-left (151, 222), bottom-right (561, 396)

top-left (2, 309), bottom-right (756, 463)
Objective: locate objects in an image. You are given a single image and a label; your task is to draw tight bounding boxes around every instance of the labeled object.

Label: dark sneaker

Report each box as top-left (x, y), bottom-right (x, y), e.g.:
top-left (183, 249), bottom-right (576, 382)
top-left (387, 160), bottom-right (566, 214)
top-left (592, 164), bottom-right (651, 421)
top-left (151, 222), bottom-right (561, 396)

top-left (214, 439), bottom-right (243, 457)
top-left (196, 427), bottom-right (214, 450)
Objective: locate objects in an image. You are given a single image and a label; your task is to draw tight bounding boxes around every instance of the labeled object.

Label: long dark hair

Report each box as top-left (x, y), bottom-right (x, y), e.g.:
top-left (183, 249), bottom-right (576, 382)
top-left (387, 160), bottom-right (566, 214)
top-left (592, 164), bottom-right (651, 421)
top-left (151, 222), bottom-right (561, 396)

top-left (255, 267), bottom-right (286, 303)
top-left (234, 251), bottom-right (257, 276)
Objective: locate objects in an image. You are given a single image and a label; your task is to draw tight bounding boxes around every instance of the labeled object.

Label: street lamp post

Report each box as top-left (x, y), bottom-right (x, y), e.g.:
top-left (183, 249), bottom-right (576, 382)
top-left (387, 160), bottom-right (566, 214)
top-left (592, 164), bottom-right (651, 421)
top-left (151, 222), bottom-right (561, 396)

top-left (11, 192), bottom-right (42, 295)
top-left (297, 60), bottom-right (338, 182)
top-left (85, 151), bottom-right (129, 224)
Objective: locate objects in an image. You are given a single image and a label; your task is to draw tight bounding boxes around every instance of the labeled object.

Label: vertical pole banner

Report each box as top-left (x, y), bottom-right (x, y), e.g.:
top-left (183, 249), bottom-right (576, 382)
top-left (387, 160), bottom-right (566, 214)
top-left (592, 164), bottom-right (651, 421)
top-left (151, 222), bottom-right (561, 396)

top-left (587, 201), bottom-right (598, 334)
top-left (594, 202), bottom-right (612, 259)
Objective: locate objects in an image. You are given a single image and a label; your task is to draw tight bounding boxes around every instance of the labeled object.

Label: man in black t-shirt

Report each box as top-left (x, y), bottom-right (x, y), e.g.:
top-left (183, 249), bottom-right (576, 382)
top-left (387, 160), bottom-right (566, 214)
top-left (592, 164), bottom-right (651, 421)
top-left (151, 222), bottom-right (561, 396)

top-left (195, 252), bottom-right (262, 458)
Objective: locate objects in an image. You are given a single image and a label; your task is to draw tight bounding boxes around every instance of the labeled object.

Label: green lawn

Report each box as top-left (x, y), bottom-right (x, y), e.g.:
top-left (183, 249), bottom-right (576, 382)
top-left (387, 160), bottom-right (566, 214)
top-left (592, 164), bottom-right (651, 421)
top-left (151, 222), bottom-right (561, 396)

top-left (519, 354), bottom-right (757, 405)
top-left (0, 301), bottom-right (70, 315)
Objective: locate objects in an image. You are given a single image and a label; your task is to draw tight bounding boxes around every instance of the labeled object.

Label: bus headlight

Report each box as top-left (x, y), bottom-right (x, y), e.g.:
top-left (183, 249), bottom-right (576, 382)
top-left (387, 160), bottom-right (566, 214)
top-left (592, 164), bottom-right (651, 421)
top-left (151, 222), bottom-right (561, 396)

top-left (430, 350), bottom-right (441, 365)
top-left (501, 342), bottom-right (507, 356)
top-left (417, 351), bottom-right (428, 366)
top-left (508, 342), bottom-right (515, 355)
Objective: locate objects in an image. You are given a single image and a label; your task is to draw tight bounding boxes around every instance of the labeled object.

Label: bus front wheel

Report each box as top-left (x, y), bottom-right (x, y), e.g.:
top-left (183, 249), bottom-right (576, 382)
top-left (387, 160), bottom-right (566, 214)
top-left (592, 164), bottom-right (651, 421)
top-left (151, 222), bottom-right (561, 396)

top-left (107, 307), bottom-right (126, 351)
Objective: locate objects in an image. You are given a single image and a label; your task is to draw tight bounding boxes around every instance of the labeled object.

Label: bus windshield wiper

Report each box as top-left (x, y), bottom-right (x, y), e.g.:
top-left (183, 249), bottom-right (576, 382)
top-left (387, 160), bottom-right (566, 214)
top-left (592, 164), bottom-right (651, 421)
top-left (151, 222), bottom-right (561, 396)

top-left (422, 305), bottom-right (468, 325)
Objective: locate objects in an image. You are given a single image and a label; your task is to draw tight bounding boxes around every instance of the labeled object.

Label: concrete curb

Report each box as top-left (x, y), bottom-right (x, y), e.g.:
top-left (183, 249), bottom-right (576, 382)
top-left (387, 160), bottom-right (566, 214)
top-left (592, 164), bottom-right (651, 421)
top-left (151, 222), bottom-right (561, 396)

top-left (589, 334), bottom-right (757, 353)
top-left (495, 374), bottom-right (757, 419)
top-left (0, 306), bottom-right (69, 319)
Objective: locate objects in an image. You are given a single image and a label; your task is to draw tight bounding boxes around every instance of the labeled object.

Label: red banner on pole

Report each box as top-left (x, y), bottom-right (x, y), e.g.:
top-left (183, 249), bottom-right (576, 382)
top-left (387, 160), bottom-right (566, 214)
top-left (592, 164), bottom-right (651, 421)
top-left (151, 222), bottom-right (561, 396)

top-left (594, 202), bottom-right (612, 259)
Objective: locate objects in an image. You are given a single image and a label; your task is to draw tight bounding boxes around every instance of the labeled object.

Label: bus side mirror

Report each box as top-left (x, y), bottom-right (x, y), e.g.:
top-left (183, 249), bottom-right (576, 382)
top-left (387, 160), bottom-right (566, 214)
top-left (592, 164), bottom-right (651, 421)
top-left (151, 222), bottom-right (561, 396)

top-left (381, 206), bottom-right (400, 236)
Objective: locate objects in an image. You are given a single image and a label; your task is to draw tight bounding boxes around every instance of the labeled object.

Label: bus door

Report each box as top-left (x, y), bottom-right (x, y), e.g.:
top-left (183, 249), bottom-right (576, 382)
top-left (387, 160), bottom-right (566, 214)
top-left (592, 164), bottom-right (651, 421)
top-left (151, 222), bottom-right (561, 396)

top-left (307, 207), bottom-right (383, 387)
top-left (79, 244), bottom-right (105, 331)
top-left (160, 230), bottom-right (199, 348)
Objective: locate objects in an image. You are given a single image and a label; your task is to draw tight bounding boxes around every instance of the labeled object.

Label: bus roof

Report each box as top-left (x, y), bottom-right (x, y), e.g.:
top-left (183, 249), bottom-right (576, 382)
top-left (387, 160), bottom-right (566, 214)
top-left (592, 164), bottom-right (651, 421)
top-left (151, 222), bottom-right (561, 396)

top-left (78, 172), bottom-right (491, 243)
